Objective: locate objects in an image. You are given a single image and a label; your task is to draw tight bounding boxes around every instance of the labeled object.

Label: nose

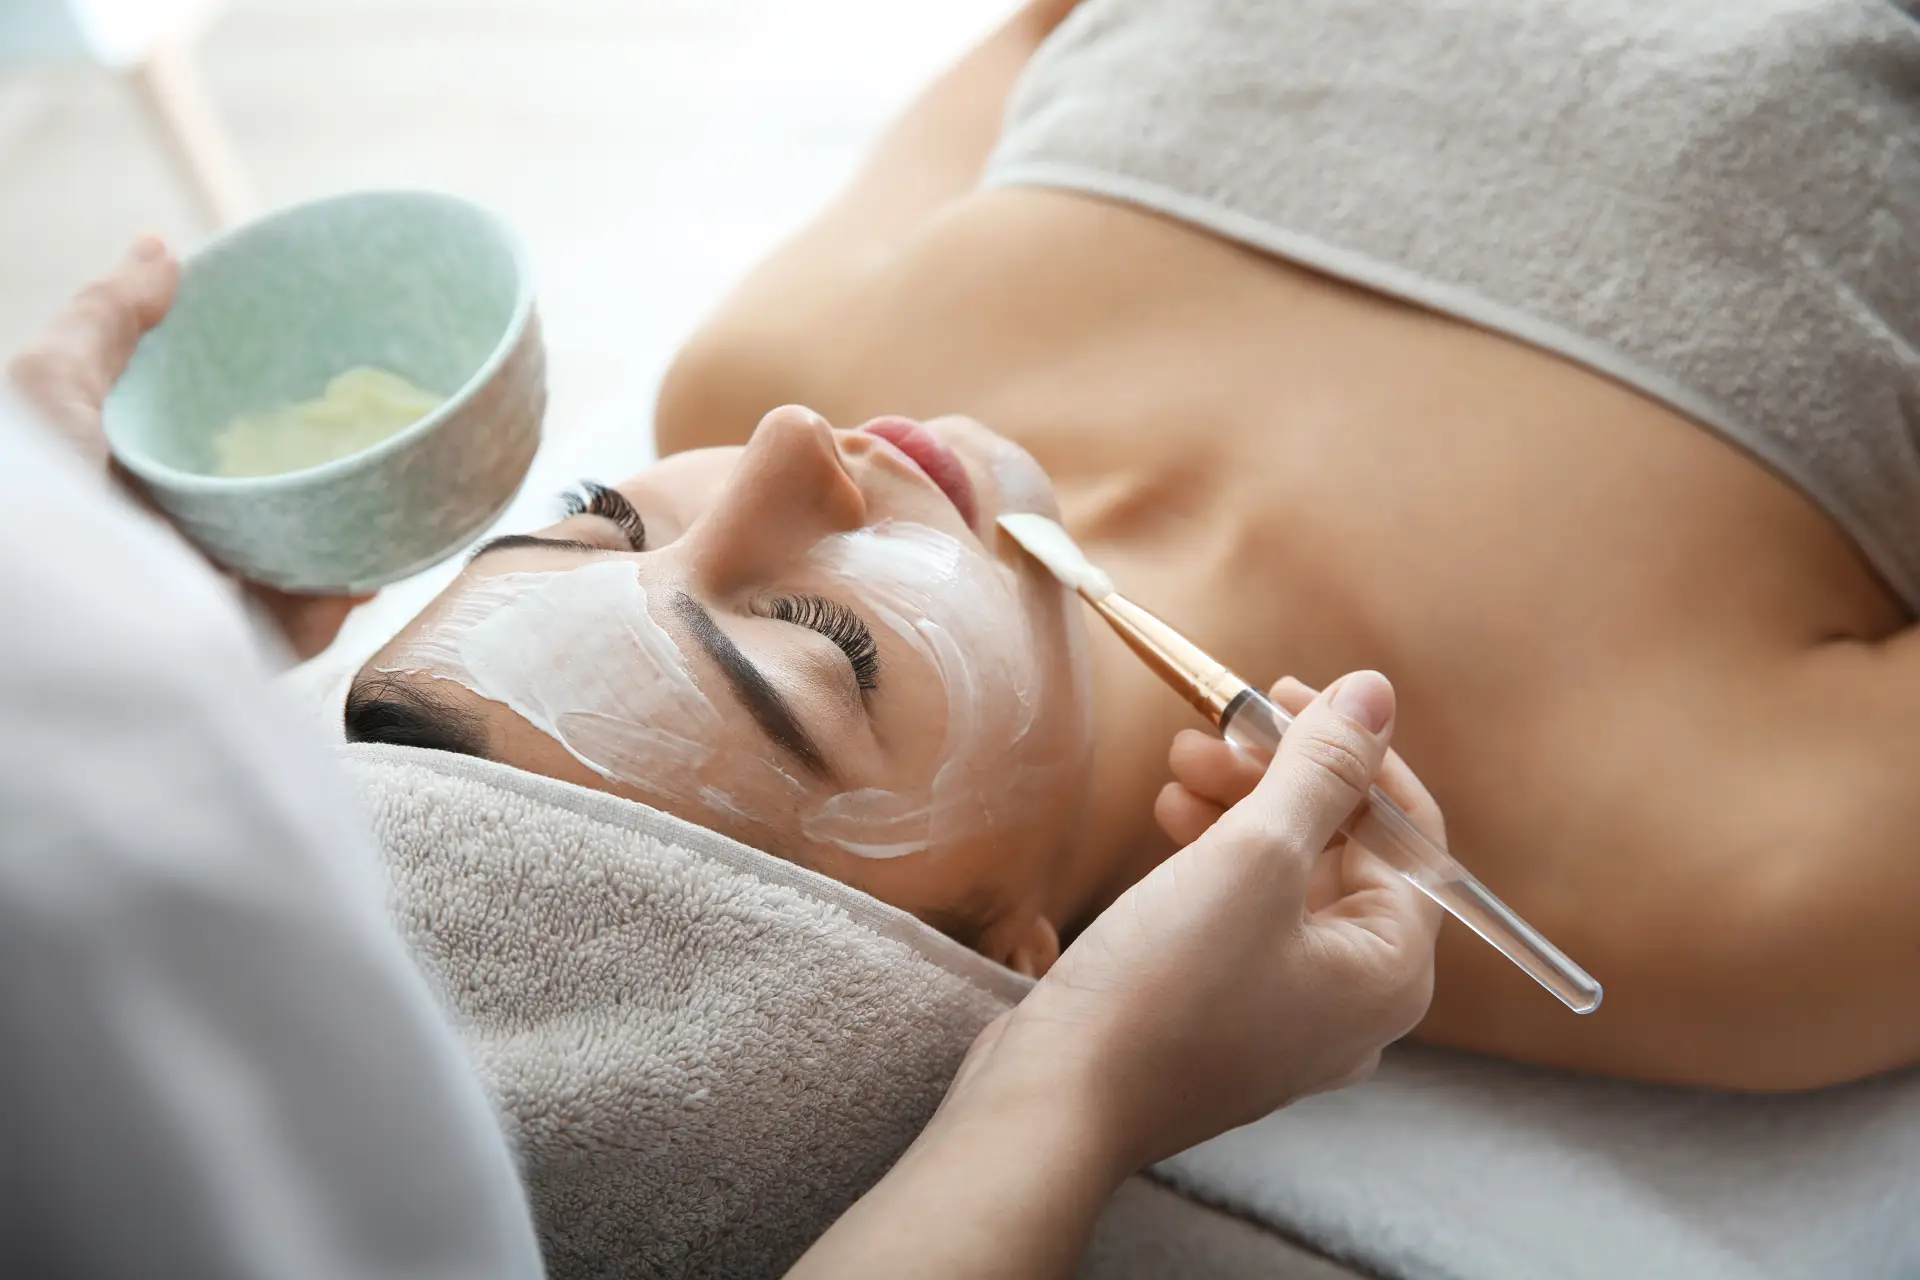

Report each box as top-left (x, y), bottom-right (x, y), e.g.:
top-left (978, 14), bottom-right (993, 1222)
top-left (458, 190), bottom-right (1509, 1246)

top-left (684, 405), bottom-right (867, 595)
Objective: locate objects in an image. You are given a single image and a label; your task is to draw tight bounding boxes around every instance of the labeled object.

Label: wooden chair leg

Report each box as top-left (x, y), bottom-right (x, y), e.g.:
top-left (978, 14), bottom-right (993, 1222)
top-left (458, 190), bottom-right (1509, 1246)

top-left (128, 36), bottom-right (256, 229)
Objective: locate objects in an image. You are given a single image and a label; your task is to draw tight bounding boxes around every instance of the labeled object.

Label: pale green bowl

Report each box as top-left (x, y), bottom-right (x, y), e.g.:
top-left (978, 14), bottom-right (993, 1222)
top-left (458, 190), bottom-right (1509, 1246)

top-left (103, 189), bottom-right (546, 593)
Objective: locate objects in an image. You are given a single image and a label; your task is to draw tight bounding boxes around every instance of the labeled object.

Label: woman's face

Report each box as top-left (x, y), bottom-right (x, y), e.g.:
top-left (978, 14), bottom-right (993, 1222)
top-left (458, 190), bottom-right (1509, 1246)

top-left (365, 406), bottom-right (1094, 973)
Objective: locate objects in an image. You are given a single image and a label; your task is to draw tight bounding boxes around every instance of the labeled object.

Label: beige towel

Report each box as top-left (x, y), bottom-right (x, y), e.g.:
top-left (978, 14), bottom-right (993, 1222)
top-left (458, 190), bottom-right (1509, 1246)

top-left (339, 742), bottom-right (1026, 1277)
top-left (989, 0), bottom-right (1920, 609)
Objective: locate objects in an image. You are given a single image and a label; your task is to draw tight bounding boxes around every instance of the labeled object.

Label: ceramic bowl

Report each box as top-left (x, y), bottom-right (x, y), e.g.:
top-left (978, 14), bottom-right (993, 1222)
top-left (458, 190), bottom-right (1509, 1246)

top-left (103, 189), bottom-right (545, 593)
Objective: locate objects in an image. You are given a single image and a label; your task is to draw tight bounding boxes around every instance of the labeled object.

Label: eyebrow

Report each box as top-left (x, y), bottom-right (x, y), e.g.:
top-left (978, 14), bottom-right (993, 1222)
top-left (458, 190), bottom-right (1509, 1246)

top-left (671, 592), bottom-right (832, 781)
top-left (464, 534), bottom-right (833, 777)
top-left (468, 533), bottom-right (602, 563)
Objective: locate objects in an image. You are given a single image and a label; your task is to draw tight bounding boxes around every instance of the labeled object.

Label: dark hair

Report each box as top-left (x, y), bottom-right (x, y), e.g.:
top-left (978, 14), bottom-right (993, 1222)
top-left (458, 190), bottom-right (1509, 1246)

top-left (343, 673), bottom-right (490, 758)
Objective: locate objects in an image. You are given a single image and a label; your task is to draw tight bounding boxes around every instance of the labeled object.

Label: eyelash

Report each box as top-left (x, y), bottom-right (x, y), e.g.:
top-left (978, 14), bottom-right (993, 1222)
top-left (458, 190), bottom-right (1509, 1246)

top-left (757, 594), bottom-right (882, 691)
top-left (561, 481), bottom-right (647, 551)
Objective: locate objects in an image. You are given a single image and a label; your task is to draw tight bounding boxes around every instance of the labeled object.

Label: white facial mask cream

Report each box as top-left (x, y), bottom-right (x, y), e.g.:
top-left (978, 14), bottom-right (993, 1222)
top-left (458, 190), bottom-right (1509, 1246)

top-left (383, 520), bottom-right (1063, 863)
top-left (391, 561), bottom-right (726, 784)
top-left (801, 521), bottom-right (1041, 859)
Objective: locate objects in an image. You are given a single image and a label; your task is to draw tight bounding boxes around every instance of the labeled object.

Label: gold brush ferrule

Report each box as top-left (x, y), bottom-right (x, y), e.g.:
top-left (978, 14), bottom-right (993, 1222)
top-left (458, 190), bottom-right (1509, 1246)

top-left (1081, 589), bottom-right (1252, 728)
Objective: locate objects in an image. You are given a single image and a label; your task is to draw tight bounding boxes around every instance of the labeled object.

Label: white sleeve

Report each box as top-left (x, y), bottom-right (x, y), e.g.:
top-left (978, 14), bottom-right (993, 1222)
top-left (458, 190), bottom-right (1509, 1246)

top-left (0, 396), bottom-right (546, 1279)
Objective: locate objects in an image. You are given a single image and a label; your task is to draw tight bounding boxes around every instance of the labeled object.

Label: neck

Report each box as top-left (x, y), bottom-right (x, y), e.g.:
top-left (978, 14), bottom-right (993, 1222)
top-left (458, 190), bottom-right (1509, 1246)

top-left (1040, 541), bottom-right (1219, 935)
top-left (1020, 447), bottom-right (1253, 934)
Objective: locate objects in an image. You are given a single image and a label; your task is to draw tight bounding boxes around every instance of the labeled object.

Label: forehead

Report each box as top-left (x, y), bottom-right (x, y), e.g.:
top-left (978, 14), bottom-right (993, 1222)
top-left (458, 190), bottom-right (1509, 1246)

top-left (383, 560), bottom-right (826, 804)
top-left (388, 535), bottom-right (958, 787)
top-left (394, 563), bottom-right (710, 739)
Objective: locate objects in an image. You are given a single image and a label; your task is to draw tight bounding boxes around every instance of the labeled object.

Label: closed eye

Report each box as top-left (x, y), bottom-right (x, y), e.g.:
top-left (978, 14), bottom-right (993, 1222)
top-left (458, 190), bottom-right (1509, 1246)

top-left (562, 481), bottom-right (646, 551)
top-left (755, 594), bottom-right (881, 691)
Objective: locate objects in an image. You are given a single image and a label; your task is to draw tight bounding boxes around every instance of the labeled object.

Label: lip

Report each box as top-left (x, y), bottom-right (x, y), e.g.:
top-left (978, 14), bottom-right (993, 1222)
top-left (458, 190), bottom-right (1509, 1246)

top-left (860, 417), bottom-right (979, 529)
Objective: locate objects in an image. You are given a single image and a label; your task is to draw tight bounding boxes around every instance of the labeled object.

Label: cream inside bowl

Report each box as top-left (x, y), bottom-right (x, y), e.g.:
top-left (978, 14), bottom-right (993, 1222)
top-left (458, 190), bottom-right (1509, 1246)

top-left (104, 189), bottom-right (546, 594)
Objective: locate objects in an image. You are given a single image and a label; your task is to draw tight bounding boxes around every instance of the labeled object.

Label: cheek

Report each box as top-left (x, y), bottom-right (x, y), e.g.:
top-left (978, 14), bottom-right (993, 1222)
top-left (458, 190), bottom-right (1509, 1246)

top-left (799, 523), bottom-right (1079, 865)
top-left (1029, 570), bottom-right (1096, 761)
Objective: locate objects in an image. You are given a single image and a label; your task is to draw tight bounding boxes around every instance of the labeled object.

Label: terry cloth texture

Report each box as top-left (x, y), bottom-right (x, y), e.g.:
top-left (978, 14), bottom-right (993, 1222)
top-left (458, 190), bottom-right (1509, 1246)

top-left (341, 743), bottom-right (1026, 1277)
top-left (1156, 1041), bottom-right (1920, 1279)
top-left (339, 742), bottom-right (1920, 1279)
top-left (988, 0), bottom-right (1920, 608)
top-left (343, 742), bottom-right (1375, 1278)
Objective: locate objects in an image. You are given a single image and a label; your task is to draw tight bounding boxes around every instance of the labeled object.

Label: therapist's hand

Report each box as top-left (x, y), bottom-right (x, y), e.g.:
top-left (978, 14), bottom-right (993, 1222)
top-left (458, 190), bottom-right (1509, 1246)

top-left (10, 239), bottom-right (368, 660)
top-left (1159, 674), bottom-right (1433, 915)
top-left (963, 669), bottom-right (1443, 1172)
top-left (791, 671), bottom-right (1442, 1280)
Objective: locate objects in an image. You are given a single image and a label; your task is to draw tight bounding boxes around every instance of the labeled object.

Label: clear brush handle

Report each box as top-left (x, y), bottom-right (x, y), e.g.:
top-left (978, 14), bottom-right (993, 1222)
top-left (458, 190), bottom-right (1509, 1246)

top-left (1221, 689), bottom-right (1602, 1014)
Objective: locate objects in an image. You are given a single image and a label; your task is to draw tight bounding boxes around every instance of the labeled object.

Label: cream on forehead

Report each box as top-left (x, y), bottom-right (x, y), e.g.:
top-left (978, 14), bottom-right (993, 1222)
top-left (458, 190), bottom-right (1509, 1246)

top-left (384, 562), bottom-right (722, 785)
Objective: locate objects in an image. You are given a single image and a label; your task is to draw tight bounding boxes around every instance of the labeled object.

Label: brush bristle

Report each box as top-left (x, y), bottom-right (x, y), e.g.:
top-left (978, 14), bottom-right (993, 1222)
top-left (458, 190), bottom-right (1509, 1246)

top-left (996, 513), bottom-right (1116, 597)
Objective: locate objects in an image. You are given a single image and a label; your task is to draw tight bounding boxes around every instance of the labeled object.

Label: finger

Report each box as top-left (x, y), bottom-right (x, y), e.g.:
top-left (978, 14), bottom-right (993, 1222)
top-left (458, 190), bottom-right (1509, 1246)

top-left (249, 589), bottom-right (370, 662)
top-left (1302, 831), bottom-right (1352, 913)
top-left (1153, 781), bottom-right (1227, 848)
top-left (1370, 752), bottom-right (1446, 851)
top-left (1278, 676), bottom-right (1444, 984)
top-left (60, 238), bottom-right (179, 382)
top-left (1275, 674), bottom-right (1444, 848)
top-left (1211, 670), bottom-right (1397, 888)
top-left (1332, 857), bottom-right (1441, 1035)
top-left (1167, 728), bottom-right (1264, 808)
top-left (1306, 846), bottom-right (1439, 1046)
top-left (1269, 674), bottom-right (1317, 715)
top-left (1167, 671), bottom-right (1333, 807)
top-left (1318, 836), bottom-right (1443, 946)
top-left (12, 239), bottom-right (179, 410)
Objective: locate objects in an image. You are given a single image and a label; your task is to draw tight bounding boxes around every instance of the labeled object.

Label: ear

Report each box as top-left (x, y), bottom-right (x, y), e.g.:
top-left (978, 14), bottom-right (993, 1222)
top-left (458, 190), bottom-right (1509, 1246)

top-left (990, 913), bottom-right (1061, 978)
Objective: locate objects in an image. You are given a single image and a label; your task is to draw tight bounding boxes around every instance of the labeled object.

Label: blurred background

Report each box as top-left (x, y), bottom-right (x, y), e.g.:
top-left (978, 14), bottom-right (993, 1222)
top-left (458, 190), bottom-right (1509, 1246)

top-left (0, 0), bottom-right (1010, 446)
top-left (0, 0), bottom-right (1012, 669)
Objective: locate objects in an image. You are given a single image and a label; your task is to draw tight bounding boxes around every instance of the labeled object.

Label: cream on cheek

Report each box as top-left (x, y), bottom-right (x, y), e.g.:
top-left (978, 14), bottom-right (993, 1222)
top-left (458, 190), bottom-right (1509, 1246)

top-left (800, 521), bottom-right (1047, 860)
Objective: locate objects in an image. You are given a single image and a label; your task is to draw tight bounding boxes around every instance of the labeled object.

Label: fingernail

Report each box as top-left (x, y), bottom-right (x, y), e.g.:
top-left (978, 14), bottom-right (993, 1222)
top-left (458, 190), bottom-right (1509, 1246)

top-left (130, 235), bottom-right (166, 262)
top-left (1329, 670), bottom-right (1394, 734)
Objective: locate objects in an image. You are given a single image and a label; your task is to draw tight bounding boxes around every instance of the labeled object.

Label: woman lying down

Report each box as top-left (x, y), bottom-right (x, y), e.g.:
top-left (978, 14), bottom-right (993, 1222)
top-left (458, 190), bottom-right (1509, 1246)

top-left (348, 0), bottom-right (1920, 1091)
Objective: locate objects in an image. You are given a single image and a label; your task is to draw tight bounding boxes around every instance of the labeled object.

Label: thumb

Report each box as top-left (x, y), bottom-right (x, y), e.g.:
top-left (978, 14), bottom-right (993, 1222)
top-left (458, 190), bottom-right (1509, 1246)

top-left (80, 236), bottom-right (180, 382)
top-left (1211, 671), bottom-right (1397, 884)
top-left (11, 238), bottom-right (179, 421)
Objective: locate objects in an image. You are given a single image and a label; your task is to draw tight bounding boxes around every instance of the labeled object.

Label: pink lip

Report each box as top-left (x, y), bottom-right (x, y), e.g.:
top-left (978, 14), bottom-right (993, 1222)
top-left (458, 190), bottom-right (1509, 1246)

top-left (860, 417), bottom-right (979, 529)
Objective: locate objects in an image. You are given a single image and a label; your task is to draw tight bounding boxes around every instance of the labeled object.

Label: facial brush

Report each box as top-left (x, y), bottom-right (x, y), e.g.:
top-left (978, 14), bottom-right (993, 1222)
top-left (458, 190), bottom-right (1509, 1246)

top-left (997, 512), bottom-right (1602, 1015)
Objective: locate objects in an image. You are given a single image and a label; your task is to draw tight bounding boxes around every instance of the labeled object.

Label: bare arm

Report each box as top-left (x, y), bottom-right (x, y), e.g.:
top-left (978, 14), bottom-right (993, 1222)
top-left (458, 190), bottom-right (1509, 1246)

top-left (789, 1042), bottom-right (1123, 1280)
top-left (657, 0), bottom-right (1082, 449)
top-left (1721, 630), bottom-right (1920, 1087)
top-left (1639, 631), bottom-right (1920, 1091)
top-left (1409, 630), bottom-right (1920, 1093)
